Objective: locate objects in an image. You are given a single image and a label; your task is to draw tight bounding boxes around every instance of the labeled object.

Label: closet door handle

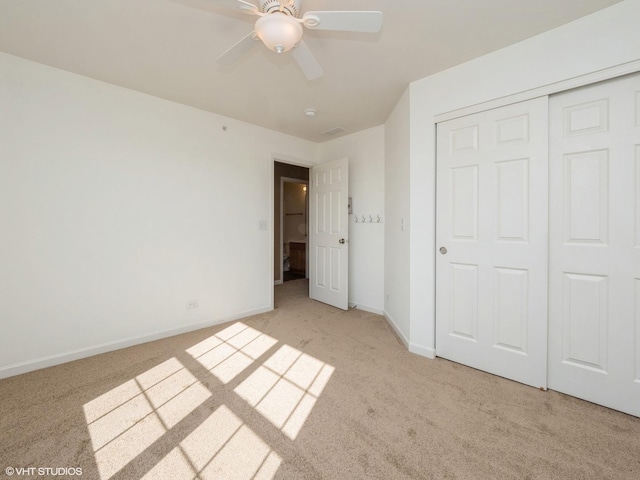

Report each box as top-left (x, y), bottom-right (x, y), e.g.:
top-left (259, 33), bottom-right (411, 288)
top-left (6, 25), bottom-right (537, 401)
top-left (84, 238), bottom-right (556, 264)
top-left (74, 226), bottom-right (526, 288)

top-left (439, 246), bottom-right (447, 254)
top-left (339, 238), bottom-right (346, 244)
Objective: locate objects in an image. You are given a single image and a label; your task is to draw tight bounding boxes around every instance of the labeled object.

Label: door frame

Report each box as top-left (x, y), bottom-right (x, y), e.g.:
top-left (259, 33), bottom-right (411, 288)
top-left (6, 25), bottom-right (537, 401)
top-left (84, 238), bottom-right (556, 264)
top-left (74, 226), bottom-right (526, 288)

top-left (434, 60), bottom-right (640, 125)
top-left (279, 176), bottom-right (309, 284)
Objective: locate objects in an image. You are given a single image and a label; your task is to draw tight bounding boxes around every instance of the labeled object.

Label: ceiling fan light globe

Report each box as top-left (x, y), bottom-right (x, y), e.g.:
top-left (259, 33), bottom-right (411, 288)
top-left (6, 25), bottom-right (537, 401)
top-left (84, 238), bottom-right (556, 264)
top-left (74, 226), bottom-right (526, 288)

top-left (255, 12), bottom-right (303, 54)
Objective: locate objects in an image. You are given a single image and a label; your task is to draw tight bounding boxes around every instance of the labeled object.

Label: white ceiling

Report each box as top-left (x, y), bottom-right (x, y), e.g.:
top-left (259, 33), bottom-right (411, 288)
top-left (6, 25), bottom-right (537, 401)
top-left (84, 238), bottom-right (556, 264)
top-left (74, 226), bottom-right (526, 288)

top-left (0, 0), bottom-right (623, 142)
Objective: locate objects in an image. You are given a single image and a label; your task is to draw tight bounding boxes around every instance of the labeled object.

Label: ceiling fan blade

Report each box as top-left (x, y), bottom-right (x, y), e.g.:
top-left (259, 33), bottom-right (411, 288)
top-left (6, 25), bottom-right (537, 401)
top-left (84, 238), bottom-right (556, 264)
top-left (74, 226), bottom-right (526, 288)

top-left (217, 31), bottom-right (259, 65)
top-left (291, 40), bottom-right (323, 81)
top-left (237, 0), bottom-right (261, 15)
top-left (302, 11), bottom-right (383, 33)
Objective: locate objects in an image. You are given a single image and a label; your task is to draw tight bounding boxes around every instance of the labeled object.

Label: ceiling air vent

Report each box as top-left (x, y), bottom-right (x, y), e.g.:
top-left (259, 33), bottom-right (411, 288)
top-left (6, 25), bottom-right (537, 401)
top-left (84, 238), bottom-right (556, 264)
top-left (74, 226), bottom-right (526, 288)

top-left (322, 127), bottom-right (348, 137)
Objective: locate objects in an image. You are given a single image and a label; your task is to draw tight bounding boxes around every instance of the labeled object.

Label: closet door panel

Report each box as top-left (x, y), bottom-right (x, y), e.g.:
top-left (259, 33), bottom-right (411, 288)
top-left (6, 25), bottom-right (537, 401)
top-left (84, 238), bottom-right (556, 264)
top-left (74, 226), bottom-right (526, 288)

top-left (548, 72), bottom-right (640, 417)
top-left (436, 97), bottom-right (549, 389)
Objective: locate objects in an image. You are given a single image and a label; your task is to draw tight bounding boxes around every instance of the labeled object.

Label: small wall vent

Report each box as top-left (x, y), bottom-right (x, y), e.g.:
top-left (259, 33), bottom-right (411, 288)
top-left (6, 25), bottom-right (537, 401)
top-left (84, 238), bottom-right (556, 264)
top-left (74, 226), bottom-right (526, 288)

top-left (322, 127), bottom-right (348, 137)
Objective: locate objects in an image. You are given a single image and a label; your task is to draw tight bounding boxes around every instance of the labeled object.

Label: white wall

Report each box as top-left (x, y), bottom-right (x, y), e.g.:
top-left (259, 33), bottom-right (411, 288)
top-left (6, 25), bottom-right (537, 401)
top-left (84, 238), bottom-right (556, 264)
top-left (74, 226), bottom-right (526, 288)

top-left (317, 126), bottom-right (385, 314)
top-left (383, 88), bottom-right (411, 345)
top-left (402, 0), bottom-right (640, 357)
top-left (0, 52), bottom-right (317, 377)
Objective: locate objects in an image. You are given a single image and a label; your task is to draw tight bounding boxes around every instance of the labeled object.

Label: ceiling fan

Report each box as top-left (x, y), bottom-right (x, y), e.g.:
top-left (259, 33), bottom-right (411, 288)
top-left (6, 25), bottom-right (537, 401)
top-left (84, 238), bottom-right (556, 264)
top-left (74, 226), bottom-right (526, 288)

top-left (213, 0), bottom-right (383, 80)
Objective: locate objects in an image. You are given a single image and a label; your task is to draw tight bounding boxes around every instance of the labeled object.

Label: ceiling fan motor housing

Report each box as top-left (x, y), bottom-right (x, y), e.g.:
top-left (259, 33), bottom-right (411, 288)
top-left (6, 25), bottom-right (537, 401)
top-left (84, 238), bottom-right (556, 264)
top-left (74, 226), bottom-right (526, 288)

top-left (260, 0), bottom-right (301, 17)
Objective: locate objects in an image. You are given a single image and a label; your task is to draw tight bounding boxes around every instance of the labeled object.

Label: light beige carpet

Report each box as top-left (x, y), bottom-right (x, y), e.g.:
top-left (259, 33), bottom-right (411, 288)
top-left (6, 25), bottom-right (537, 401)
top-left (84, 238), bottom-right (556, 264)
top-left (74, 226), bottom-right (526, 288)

top-left (1, 279), bottom-right (639, 479)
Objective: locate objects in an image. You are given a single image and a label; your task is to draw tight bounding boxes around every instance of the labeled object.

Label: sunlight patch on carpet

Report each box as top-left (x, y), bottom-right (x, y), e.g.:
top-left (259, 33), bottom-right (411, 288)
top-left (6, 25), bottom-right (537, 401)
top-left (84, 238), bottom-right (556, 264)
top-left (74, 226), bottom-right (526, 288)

top-left (234, 344), bottom-right (335, 439)
top-left (187, 322), bottom-right (278, 384)
top-left (83, 358), bottom-right (211, 479)
top-left (141, 405), bottom-right (281, 480)
top-left (82, 322), bottom-right (334, 479)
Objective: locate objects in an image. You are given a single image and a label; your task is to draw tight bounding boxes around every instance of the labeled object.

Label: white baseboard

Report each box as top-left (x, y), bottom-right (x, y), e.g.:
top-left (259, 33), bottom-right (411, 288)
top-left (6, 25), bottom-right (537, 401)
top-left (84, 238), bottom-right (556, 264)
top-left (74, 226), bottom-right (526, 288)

top-left (383, 310), bottom-right (409, 348)
top-left (409, 342), bottom-right (436, 359)
top-left (382, 311), bottom-right (436, 359)
top-left (349, 302), bottom-right (384, 315)
top-left (0, 305), bottom-right (272, 380)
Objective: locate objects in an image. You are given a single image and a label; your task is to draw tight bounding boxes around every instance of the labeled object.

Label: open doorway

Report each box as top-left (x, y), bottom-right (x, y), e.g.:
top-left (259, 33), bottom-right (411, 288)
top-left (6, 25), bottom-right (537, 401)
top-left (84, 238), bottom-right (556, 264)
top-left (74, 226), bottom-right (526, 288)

top-left (281, 180), bottom-right (308, 282)
top-left (274, 161), bottom-right (309, 286)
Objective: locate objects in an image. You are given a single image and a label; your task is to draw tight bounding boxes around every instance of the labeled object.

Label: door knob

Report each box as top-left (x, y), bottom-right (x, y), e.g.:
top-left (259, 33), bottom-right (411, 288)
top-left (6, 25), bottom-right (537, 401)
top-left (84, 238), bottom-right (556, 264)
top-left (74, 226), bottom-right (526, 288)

top-left (339, 238), bottom-right (346, 244)
top-left (439, 246), bottom-right (447, 254)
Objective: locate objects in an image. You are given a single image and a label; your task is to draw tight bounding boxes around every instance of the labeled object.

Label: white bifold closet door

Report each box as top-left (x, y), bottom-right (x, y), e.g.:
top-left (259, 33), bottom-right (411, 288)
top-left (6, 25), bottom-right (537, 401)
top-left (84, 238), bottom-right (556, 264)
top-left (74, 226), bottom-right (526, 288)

top-left (436, 97), bottom-right (549, 389)
top-left (548, 72), bottom-right (640, 417)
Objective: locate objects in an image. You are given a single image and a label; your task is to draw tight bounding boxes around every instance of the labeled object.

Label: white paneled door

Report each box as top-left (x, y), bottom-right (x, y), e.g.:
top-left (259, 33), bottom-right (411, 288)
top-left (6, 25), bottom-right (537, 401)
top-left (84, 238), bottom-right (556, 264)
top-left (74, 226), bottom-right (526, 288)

top-left (548, 73), bottom-right (640, 417)
top-left (309, 158), bottom-right (349, 310)
top-left (436, 97), bottom-right (549, 389)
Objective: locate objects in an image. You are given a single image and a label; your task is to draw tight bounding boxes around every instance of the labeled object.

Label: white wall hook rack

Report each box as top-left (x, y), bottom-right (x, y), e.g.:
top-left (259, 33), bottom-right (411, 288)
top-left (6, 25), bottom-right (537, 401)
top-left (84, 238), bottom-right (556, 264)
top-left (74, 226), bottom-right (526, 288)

top-left (353, 214), bottom-right (383, 224)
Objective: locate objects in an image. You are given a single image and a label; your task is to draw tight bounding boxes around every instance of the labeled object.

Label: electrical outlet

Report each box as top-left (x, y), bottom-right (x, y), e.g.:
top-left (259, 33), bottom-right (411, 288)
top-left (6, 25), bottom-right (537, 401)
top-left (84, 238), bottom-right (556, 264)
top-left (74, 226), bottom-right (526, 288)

top-left (186, 300), bottom-right (199, 310)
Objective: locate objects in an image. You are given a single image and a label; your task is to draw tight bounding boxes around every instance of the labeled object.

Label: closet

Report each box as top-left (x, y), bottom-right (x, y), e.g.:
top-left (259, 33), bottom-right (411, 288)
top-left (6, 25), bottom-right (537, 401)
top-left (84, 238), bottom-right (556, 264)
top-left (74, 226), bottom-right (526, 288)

top-left (435, 72), bottom-right (640, 417)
